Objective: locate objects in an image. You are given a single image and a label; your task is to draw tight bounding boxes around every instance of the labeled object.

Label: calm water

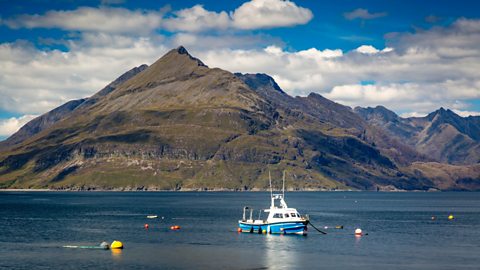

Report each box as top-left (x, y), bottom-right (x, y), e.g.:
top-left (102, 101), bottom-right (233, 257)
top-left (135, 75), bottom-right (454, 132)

top-left (0, 192), bottom-right (479, 269)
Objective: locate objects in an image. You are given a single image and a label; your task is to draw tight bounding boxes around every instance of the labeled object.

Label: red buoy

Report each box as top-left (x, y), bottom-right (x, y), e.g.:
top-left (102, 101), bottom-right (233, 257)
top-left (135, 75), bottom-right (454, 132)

top-left (144, 223), bottom-right (149, 229)
top-left (237, 228), bottom-right (242, 233)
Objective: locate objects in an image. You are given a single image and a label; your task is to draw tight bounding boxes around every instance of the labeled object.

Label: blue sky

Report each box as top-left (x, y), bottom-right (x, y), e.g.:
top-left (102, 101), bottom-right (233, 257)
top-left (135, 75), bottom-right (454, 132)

top-left (1, 0), bottom-right (480, 140)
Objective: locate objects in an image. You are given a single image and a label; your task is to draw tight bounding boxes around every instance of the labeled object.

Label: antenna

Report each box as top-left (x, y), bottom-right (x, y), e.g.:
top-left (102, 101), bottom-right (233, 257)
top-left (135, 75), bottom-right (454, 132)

top-left (282, 170), bottom-right (285, 198)
top-left (269, 170), bottom-right (273, 198)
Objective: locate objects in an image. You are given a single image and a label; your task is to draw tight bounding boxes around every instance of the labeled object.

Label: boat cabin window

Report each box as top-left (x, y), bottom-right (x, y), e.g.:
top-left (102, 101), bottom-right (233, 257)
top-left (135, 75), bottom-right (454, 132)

top-left (290, 213), bottom-right (297, 217)
top-left (273, 213), bottom-right (283, 218)
top-left (284, 213), bottom-right (290, 218)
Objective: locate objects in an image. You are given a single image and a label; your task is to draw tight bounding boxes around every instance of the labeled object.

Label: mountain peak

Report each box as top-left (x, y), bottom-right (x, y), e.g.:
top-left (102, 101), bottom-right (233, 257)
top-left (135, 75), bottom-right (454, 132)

top-left (164, 45), bottom-right (207, 67)
top-left (176, 45), bottom-right (189, 55)
top-left (234, 73), bottom-right (285, 94)
top-left (426, 107), bottom-right (459, 121)
top-left (354, 105), bottom-right (399, 122)
top-left (176, 45), bottom-right (191, 56)
top-left (110, 46), bottom-right (210, 94)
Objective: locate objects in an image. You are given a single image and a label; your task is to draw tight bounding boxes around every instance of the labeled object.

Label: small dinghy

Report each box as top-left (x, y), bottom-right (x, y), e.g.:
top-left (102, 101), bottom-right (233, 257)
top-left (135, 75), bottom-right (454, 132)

top-left (146, 215), bottom-right (158, 219)
top-left (238, 171), bottom-right (309, 235)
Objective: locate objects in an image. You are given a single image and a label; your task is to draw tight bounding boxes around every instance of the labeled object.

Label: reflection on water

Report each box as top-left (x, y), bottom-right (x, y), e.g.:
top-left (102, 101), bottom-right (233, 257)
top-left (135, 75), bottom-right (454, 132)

top-left (354, 234), bottom-right (362, 246)
top-left (263, 234), bottom-right (304, 269)
top-left (111, 248), bottom-right (122, 259)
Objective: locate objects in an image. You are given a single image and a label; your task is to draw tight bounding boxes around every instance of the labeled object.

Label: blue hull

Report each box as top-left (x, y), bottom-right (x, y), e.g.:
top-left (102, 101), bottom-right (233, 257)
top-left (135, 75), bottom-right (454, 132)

top-left (238, 221), bottom-right (308, 235)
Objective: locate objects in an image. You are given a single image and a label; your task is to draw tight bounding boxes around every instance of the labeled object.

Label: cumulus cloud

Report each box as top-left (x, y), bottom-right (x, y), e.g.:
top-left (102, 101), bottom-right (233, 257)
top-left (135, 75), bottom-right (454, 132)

top-left (2, 7), bottom-right (165, 34)
top-left (355, 45), bottom-right (393, 54)
top-left (231, 0), bottom-right (313, 29)
top-left (1, 12), bottom-right (480, 124)
top-left (400, 112), bottom-right (428, 118)
top-left (163, 5), bottom-right (230, 32)
top-left (452, 110), bottom-right (480, 117)
top-left (170, 32), bottom-right (279, 50)
top-left (199, 18), bottom-right (480, 115)
top-left (2, 1), bottom-right (313, 33)
top-left (0, 37), bottom-right (168, 115)
top-left (355, 45), bottom-right (379, 54)
top-left (344, 8), bottom-right (387, 20)
top-left (202, 43), bottom-right (480, 114)
top-left (0, 115), bottom-right (38, 137)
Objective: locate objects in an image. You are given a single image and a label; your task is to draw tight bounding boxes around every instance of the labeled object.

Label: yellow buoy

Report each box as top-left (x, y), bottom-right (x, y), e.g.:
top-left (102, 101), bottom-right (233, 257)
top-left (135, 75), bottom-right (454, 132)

top-left (448, 214), bottom-right (454, 220)
top-left (110, 240), bottom-right (124, 249)
top-left (262, 230), bottom-right (267, 234)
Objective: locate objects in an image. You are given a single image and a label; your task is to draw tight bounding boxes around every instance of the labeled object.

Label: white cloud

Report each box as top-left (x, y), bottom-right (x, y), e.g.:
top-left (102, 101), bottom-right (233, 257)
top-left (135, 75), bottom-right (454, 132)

top-left (355, 45), bottom-right (393, 54)
top-left (199, 19), bottom-right (480, 115)
top-left (231, 0), bottom-right (313, 29)
top-left (0, 37), bottom-right (168, 114)
top-left (0, 115), bottom-right (38, 137)
top-left (344, 8), bottom-right (387, 20)
top-left (163, 5), bottom-right (230, 32)
top-left (2, 1), bottom-right (313, 34)
top-left (402, 109), bottom-right (480, 118)
top-left (2, 7), bottom-right (165, 34)
top-left (1, 13), bottom-right (480, 120)
top-left (170, 33), bottom-right (277, 50)
top-left (355, 45), bottom-right (379, 54)
top-left (297, 47), bottom-right (343, 59)
top-left (452, 110), bottom-right (480, 117)
top-left (400, 112), bottom-right (428, 118)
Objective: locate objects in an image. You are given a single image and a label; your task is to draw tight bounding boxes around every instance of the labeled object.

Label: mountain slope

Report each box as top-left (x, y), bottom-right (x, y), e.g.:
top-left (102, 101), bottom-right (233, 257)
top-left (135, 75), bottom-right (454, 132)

top-left (355, 106), bottom-right (480, 165)
top-left (0, 47), bottom-right (477, 190)
top-left (0, 64), bottom-right (148, 150)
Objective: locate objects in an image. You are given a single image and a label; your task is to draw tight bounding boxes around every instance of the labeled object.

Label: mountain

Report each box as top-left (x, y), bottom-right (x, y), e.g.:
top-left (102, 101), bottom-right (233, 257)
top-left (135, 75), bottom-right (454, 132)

top-left (354, 106), bottom-right (480, 165)
top-left (0, 47), bottom-right (478, 191)
top-left (0, 64), bottom-right (148, 149)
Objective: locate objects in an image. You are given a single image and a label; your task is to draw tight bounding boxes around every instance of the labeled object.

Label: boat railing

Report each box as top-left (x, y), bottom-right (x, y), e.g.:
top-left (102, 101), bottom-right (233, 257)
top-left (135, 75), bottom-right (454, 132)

top-left (242, 207), bottom-right (267, 223)
top-left (242, 206), bottom-right (254, 222)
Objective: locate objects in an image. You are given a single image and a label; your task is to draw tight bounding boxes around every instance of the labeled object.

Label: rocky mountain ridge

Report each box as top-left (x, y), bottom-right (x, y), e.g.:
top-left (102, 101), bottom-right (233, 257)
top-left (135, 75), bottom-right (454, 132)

top-left (354, 106), bottom-right (480, 165)
top-left (0, 46), bottom-right (478, 190)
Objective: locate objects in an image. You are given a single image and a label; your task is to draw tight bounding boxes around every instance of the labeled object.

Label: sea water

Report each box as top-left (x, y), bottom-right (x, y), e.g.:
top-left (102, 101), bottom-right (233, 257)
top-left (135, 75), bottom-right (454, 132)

top-left (0, 191), bottom-right (479, 269)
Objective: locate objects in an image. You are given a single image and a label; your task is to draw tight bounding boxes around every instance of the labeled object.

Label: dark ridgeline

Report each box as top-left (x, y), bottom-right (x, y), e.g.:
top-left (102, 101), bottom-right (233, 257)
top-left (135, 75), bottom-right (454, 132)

top-left (0, 46), bottom-right (478, 191)
top-left (354, 106), bottom-right (480, 165)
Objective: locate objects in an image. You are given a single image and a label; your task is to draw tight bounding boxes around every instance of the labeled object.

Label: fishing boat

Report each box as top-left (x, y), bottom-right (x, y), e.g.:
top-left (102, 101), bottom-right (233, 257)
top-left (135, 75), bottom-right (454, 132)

top-left (238, 171), bottom-right (309, 235)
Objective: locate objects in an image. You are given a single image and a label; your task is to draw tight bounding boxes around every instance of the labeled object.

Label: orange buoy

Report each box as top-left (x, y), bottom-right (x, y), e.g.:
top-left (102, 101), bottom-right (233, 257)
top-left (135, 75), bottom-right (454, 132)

top-left (237, 228), bottom-right (242, 233)
top-left (355, 228), bottom-right (363, 236)
top-left (144, 223), bottom-right (149, 229)
top-left (170, 225), bottom-right (181, 230)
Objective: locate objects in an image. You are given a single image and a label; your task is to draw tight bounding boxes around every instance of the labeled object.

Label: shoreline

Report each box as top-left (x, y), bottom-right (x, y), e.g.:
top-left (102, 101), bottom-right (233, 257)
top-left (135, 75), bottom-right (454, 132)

top-left (0, 188), bottom-right (352, 192)
top-left (0, 188), bottom-right (442, 192)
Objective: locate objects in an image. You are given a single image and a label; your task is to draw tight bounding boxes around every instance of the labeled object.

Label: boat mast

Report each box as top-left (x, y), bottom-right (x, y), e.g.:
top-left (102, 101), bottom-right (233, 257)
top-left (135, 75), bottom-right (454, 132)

top-left (282, 170), bottom-right (285, 198)
top-left (269, 170), bottom-right (273, 199)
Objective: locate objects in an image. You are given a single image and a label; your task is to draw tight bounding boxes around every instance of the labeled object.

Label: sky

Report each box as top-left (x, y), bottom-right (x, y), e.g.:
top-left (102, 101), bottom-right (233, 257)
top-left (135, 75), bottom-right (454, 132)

top-left (1, 0), bottom-right (480, 140)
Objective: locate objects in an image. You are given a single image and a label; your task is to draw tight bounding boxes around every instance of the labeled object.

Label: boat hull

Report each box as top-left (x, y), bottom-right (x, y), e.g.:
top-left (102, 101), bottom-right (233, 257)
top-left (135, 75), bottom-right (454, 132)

top-left (238, 221), bottom-right (308, 235)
